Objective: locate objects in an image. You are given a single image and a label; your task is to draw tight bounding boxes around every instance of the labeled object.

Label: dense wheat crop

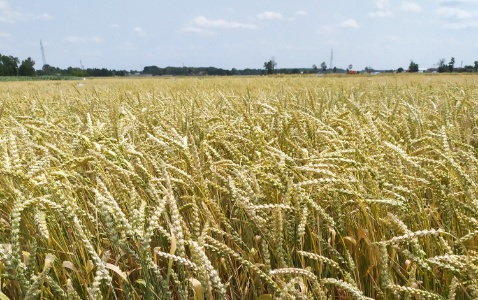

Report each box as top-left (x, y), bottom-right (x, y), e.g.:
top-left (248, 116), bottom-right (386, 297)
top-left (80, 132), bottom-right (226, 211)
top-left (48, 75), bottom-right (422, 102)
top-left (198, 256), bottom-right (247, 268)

top-left (1, 74), bottom-right (478, 299)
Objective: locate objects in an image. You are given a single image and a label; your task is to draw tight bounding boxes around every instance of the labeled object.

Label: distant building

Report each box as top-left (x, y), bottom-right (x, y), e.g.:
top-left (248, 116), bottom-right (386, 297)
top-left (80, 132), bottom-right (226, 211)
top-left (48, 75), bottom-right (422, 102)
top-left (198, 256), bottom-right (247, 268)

top-left (125, 72), bottom-right (152, 77)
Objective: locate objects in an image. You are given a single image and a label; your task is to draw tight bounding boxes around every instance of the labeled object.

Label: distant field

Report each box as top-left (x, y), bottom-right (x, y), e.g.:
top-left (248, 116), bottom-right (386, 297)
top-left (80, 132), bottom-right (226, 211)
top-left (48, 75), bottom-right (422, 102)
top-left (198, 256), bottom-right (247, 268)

top-left (1, 74), bottom-right (478, 299)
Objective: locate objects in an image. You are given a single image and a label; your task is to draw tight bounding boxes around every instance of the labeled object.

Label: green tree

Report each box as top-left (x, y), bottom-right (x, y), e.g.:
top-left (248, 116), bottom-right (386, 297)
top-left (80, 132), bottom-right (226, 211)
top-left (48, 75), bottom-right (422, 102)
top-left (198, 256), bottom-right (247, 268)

top-left (320, 62), bottom-right (327, 73)
top-left (475, 61), bottom-right (478, 72)
top-left (263, 57), bottom-right (277, 75)
top-left (143, 65), bottom-right (161, 76)
top-left (448, 57), bottom-right (455, 72)
top-left (437, 58), bottom-right (446, 73)
top-left (397, 67), bottom-right (404, 73)
top-left (333, 66), bottom-right (337, 73)
top-left (0, 54), bottom-right (19, 76)
top-left (461, 65), bottom-right (474, 73)
top-left (39, 64), bottom-right (61, 76)
top-left (18, 57), bottom-right (36, 76)
top-left (69, 67), bottom-right (89, 77)
top-left (365, 66), bottom-right (375, 73)
top-left (409, 60), bottom-right (419, 72)
top-left (312, 64), bottom-right (318, 73)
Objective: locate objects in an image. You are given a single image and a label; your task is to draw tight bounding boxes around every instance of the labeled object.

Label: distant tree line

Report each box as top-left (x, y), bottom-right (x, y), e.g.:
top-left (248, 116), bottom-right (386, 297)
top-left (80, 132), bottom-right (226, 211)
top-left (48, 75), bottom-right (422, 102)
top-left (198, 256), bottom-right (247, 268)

top-left (263, 58), bottom-right (344, 75)
top-left (143, 65), bottom-right (348, 76)
top-left (402, 57), bottom-right (478, 73)
top-left (436, 57), bottom-right (478, 73)
top-left (1, 52), bottom-right (129, 77)
top-left (0, 54), bottom-right (36, 76)
top-left (1, 51), bottom-right (346, 78)
top-left (4, 51), bottom-right (478, 78)
top-left (37, 64), bottom-right (127, 77)
top-left (142, 66), bottom-right (253, 76)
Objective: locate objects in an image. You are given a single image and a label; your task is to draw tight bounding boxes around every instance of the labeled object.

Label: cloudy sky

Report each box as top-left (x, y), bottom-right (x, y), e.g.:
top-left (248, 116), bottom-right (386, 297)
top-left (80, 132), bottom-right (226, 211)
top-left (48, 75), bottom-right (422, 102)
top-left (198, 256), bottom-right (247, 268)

top-left (1, 0), bottom-right (477, 71)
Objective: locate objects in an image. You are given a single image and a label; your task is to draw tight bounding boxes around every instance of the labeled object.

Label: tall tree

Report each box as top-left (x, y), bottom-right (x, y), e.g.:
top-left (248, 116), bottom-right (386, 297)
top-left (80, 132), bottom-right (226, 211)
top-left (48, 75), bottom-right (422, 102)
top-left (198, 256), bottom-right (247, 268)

top-left (18, 57), bottom-right (36, 76)
top-left (40, 64), bottom-right (61, 76)
top-left (437, 58), bottom-right (446, 73)
top-left (0, 54), bottom-right (19, 76)
top-left (475, 61), bottom-right (478, 72)
top-left (320, 62), bottom-right (327, 73)
top-left (409, 60), bottom-right (419, 72)
top-left (312, 64), bottom-right (318, 73)
top-left (263, 57), bottom-right (277, 75)
top-left (449, 57), bottom-right (455, 72)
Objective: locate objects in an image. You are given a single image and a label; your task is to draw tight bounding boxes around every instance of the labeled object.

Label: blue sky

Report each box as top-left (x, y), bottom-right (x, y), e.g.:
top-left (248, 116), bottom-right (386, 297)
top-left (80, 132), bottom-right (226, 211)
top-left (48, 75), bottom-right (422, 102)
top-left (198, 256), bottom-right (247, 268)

top-left (1, 0), bottom-right (477, 71)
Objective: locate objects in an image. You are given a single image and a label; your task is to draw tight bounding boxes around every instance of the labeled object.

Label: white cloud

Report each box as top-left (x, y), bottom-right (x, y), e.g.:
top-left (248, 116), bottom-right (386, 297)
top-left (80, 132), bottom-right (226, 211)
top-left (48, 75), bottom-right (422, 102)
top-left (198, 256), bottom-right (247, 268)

top-left (182, 16), bottom-right (256, 34)
top-left (289, 11), bottom-right (307, 21)
top-left (38, 12), bottom-right (52, 20)
top-left (257, 11), bottom-right (283, 20)
top-left (436, 5), bottom-right (478, 29)
top-left (369, 0), bottom-right (392, 17)
top-left (442, 20), bottom-right (478, 28)
top-left (0, 0), bottom-right (51, 23)
top-left (0, 0), bottom-right (8, 10)
top-left (0, 31), bottom-right (11, 38)
top-left (318, 19), bottom-right (358, 34)
top-left (115, 42), bottom-right (137, 51)
top-left (369, 10), bottom-right (392, 17)
top-left (133, 26), bottom-right (152, 37)
top-left (193, 16), bottom-right (256, 29)
top-left (317, 25), bottom-right (336, 34)
top-left (399, 1), bottom-right (422, 12)
top-left (340, 19), bottom-right (359, 28)
top-left (375, 0), bottom-right (390, 9)
top-left (437, 0), bottom-right (478, 4)
top-left (65, 36), bottom-right (102, 43)
top-left (182, 26), bottom-right (211, 34)
top-left (436, 7), bottom-right (478, 19)
top-left (0, 0), bottom-right (21, 23)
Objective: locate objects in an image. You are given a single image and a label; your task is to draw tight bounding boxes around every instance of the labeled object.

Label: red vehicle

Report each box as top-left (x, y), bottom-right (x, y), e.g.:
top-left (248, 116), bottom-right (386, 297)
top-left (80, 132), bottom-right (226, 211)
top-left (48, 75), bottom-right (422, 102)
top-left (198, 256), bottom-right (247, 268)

top-left (348, 70), bottom-right (358, 74)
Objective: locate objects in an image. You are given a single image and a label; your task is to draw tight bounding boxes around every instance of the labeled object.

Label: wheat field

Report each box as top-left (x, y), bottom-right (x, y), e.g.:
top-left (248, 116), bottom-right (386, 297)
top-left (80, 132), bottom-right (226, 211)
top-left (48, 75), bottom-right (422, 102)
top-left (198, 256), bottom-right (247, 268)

top-left (1, 74), bottom-right (478, 299)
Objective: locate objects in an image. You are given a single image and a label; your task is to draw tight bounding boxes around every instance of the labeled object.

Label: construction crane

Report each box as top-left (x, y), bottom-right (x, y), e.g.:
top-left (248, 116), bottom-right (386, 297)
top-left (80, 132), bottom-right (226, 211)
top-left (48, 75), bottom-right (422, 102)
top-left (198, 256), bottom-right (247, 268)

top-left (40, 40), bottom-right (47, 67)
